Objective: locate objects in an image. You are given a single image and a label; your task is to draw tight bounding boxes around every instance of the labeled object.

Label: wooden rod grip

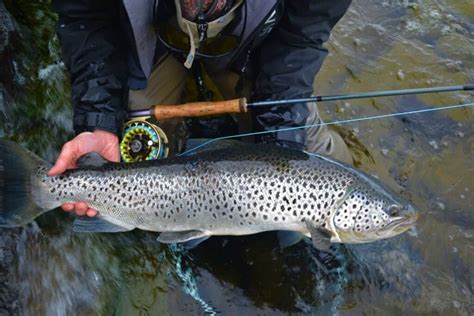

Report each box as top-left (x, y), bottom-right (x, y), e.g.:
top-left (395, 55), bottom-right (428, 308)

top-left (151, 98), bottom-right (247, 120)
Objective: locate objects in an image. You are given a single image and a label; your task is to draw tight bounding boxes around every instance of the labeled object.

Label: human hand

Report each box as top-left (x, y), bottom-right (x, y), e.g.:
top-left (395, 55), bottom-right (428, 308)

top-left (48, 129), bottom-right (120, 217)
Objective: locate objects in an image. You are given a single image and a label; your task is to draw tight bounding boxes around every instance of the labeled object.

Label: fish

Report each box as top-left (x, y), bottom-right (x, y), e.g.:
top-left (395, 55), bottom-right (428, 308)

top-left (0, 139), bottom-right (417, 250)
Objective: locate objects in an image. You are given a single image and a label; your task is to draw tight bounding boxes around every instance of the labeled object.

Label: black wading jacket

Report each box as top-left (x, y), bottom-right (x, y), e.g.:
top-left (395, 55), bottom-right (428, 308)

top-left (52, 0), bottom-right (351, 145)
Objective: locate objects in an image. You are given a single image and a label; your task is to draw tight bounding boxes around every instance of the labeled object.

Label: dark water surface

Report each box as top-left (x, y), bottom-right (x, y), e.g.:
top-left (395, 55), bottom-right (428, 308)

top-left (0, 0), bottom-right (473, 315)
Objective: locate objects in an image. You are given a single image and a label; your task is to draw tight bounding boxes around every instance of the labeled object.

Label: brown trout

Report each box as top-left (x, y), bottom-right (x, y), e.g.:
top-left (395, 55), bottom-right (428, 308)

top-left (0, 140), bottom-right (417, 250)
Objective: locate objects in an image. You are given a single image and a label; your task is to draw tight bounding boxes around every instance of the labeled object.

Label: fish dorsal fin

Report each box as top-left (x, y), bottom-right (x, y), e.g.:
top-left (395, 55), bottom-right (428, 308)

top-left (73, 216), bottom-right (133, 233)
top-left (305, 220), bottom-right (332, 251)
top-left (156, 230), bottom-right (208, 244)
top-left (77, 153), bottom-right (109, 168)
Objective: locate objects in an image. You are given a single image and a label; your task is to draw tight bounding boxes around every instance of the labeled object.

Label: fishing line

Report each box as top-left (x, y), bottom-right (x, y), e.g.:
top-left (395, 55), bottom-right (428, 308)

top-left (180, 102), bottom-right (474, 156)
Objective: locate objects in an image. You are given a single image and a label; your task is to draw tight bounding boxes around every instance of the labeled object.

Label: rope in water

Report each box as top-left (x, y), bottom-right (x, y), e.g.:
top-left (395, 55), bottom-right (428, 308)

top-left (179, 102), bottom-right (474, 156)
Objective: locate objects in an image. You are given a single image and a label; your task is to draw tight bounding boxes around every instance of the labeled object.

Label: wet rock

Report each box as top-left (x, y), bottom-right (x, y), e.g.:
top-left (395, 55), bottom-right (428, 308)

top-left (0, 1), bottom-right (16, 55)
top-left (0, 230), bottom-right (21, 316)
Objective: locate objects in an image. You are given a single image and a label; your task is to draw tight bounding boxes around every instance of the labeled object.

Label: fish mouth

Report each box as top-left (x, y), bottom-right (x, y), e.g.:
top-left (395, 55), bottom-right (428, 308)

top-left (375, 213), bottom-right (418, 237)
top-left (335, 213), bottom-right (418, 243)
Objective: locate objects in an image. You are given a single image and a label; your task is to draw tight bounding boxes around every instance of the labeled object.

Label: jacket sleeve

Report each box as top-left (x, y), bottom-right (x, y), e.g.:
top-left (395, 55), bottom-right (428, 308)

top-left (251, 0), bottom-right (351, 147)
top-left (52, 0), bottom-right (129, 135)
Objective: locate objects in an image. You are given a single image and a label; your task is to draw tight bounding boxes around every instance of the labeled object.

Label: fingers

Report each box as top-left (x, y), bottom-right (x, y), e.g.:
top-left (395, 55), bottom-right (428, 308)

top-left (62, 203), bottom-right (74, 212)
top-left (74, 202), bottom-right (89, 216)
top-left (61, 202), bottom-right (98, 217)
top-left (86, 209), bottom-right (98, 217)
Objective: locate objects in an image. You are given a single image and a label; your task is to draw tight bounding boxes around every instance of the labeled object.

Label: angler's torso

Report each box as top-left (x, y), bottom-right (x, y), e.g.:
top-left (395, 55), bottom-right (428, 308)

top-left (122, 0), bottom-right (284, 83)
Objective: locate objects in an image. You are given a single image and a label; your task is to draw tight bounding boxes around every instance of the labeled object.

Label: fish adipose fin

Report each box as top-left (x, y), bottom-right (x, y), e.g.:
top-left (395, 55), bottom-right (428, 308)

top-left (156, 230), bottom-right (208, 244)
top-left (0, 140), bottom-right (50, 227)
top-left (305, 220), bottom-right (332, 251)
top-left (73, 217), bottom-right (133, 233)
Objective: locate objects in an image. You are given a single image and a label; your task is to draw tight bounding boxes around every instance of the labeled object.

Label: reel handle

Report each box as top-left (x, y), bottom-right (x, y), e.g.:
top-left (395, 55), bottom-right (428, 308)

top-left (151, 98), bottom-right (247, 120)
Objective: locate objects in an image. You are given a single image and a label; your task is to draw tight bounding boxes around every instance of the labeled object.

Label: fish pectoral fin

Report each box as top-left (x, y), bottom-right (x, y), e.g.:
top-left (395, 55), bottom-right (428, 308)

top-left (305, 220), bottom-right (332, 251)
top-left (156, 230), bottom-right (208, 244)
top-left (73, 217), bottom-right (133, 233)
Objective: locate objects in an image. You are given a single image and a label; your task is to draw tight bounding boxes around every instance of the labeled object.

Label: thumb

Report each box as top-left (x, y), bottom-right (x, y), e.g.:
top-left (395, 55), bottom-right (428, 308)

top-left (48, 142), bottom-right (80, 176)
top-left (100, 144), bottom-right (121, 162)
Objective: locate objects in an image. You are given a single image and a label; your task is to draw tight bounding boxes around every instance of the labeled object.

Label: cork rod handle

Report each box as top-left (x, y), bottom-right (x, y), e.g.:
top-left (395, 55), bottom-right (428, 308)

top-left (151, 98), bottom-right (247, 120)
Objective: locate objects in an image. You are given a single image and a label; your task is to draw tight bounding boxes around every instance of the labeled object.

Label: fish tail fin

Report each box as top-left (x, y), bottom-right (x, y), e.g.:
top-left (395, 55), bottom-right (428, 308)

top-left (0, 140), bottom-right (49, 227)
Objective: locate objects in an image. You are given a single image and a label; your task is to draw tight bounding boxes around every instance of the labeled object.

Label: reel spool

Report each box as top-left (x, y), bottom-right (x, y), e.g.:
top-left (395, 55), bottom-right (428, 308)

top-left (120, 119), bottom-right (169, 162)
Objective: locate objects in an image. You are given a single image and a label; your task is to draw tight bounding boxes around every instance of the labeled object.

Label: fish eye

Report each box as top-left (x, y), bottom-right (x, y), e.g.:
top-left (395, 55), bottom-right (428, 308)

top-left (386, 205), bottom-right (400, 216)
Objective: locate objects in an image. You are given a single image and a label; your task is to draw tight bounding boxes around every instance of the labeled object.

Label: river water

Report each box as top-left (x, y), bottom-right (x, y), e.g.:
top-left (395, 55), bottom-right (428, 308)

top-left (0, 0), bottom-right (473, 315)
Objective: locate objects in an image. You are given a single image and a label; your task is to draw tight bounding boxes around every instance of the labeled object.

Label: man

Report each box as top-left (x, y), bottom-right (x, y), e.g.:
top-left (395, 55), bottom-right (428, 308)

top-left (48, 0), bottom-right (352, 216)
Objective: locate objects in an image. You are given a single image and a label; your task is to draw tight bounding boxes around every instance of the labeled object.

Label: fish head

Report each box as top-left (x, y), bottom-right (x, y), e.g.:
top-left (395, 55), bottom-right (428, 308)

top-left (330, 184), bottom-right (418, 243)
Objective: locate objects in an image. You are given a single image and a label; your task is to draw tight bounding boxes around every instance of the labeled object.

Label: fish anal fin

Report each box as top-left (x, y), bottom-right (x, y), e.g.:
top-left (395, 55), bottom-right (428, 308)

top-left (73, 216), bottom-right (133, 233)
top-left (156, 230), bottom-right (208, 244)
top-left (305, 220), bottom-right (332, 251)
top-left (277, 231), bottom-right (305, 249)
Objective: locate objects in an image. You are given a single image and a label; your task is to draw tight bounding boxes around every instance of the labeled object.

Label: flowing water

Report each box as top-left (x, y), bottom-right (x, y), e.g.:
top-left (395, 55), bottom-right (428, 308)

top-left (0, 0), bottom-right (473, 315)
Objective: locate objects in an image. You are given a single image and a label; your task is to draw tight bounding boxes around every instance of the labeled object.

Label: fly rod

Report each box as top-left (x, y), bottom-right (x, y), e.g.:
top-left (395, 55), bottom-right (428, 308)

top-left (128, 84), bottom-right (474, 119)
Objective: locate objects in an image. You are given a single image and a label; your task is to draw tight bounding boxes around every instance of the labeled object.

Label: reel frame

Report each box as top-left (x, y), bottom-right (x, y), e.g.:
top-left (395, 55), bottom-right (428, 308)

top-left (120, 117), bottom-right (169, 162)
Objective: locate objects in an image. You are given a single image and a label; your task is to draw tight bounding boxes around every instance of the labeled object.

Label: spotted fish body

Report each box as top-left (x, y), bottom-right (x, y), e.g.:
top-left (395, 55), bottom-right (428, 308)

top-left (0, 141), bottom-right (417, 247)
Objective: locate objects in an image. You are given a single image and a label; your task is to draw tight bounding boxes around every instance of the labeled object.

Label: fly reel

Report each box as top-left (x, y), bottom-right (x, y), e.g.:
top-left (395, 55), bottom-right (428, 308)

top-left (120, 119), bottom-right (169, 162)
